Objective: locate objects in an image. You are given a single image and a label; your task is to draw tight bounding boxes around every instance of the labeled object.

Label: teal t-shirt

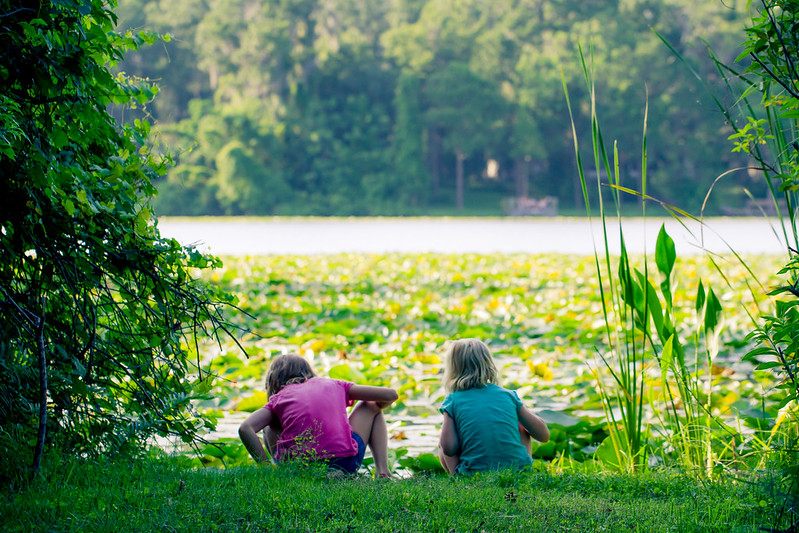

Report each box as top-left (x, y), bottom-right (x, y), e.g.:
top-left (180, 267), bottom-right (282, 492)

top-left (440, 384), bottom-right (533, 474)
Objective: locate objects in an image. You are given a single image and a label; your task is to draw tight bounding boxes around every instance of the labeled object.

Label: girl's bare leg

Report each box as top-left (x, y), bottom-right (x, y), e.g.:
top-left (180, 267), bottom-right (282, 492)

top-left (264, 427), bottom-right (280, 462)
top-left (519, 424), bottom-right (532, 456)
top-left (438, 446), bottom-right (460, 475)
top-left (349, 401), bottom-right (390, 477)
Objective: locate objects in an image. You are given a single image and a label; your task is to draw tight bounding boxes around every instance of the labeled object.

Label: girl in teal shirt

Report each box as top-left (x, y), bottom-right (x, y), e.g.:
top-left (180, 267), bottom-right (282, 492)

top-left (438, 338), bottom-right (550, 474)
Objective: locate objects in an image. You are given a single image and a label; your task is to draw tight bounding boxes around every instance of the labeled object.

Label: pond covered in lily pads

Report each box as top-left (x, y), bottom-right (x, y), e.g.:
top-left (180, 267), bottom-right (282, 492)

top-left (184, 250), bottom-right (786, 471)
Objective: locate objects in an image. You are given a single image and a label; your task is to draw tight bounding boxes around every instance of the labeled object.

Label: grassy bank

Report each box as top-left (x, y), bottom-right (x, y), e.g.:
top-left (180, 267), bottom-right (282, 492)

top-left (1, 454), bottom-right (781, 532)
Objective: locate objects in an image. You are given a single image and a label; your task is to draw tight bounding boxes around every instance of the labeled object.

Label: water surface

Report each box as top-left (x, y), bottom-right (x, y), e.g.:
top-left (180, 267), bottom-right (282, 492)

top-left (158, 216), bottom-right (789, 256)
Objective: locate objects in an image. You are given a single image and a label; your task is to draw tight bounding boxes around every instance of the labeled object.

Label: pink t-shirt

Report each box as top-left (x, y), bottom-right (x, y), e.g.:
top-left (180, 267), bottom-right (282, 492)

top-left (265, 377), bottom-right (356, 461)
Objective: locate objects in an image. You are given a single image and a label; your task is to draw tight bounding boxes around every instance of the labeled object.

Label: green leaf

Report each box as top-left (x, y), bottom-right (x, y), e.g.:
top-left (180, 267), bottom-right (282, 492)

top-left (595, 434), bottom-right (626, 472)
top-left (52, 128), bottom-right (69, 149)
top-left (660, 335), bottom-right (674, 384)
top-left (532, 440), bottom-right (556, 459)
top-left (696, 281), bottom-right (706, 313)
top-left (235, 391), bottom-right (267, 412)
top-left (646, 278), bottom-right (664, 339)
top-left (703, 287), bottom-right (723, 335)
top-left (62, 198), bottom-right (75, 216)
top-left (416, 453), bottom-right (443, 471)
top-left (538, 409), bottom-right (582, 428)
top-left (328, 364), bottom-right (366, 384)
top-left (743, 346), bottom-right (776, 361)
top-left (655, 225), bottom-right (675, 279)
top-left (72, 358), bottom-right (87, 378)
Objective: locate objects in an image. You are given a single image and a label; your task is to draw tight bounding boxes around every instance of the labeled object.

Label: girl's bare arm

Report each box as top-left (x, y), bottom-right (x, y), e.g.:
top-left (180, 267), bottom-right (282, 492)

top-left (439, 411), bottom-right (459, 456)
top-left (518, 406), bottom-right (550, 443)
top-left (348, 384), bottom-right (398, 409)
top-left (238, 407), bottom-right (274, 463)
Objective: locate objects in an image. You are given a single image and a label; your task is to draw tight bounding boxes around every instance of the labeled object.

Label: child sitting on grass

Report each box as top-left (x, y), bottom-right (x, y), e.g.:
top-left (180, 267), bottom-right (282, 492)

top-left (239, 353), bottom-right (398, 477)
top-left (438, 338), bottom-right (550, 474)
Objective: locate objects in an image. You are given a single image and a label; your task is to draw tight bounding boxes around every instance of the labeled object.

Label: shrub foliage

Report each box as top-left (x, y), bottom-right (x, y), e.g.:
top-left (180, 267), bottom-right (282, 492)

top-left (0, 0), bottom-right (233, 482)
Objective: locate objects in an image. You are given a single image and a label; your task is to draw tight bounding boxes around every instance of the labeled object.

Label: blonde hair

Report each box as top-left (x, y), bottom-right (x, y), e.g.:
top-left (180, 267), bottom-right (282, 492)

top-left (265, 353), bottom-right (315, 397)
top-left (443, 338), bottom-right (498, 392)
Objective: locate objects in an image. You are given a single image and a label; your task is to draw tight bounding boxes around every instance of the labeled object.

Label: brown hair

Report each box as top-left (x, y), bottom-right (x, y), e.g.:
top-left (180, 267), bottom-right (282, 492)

top-left (443, 338), bottom-right (498, 393)
top-left (265, 353), bottom-right (316, 397)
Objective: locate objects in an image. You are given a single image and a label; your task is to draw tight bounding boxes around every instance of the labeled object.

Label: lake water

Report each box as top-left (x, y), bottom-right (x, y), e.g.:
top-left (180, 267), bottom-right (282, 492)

top-left (158, 216), bottom-right (790, 256)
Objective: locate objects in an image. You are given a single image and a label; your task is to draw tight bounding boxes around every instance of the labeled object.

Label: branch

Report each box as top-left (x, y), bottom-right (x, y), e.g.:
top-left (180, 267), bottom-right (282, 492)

top-left (763, 0), bottom-right (799, 94)
top-left (750, 52), bottom-right (799, 101)
top-left (0, 7), bottom-right (35, 18)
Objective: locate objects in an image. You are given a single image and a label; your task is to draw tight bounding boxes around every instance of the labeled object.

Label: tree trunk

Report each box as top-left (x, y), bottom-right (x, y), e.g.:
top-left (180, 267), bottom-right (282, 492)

top-left (514, 156), bottom-right (530, 198)
top-left (455, 149), bottom-right (465, 210)
top-left (32, 308), bottom-right (47, 478)
top-left (428, 130), bottom-right (441, 196)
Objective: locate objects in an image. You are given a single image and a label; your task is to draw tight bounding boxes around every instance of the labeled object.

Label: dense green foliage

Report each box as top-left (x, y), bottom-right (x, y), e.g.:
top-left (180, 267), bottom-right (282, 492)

top-left (730, 0), bottom-right (799, 510)
top-left (0, 453), bottom-right (784, 532)
top-left (114, 0), bottom-right (755, 216)
top-left (0, 0), bottom-right (234, 483)
top-left (734, 0), bottom-right (799, 409)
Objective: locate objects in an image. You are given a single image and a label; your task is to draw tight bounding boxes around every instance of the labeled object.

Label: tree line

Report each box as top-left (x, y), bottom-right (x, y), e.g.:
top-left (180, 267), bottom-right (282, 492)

top-left (115, 0), bottom-right (757, 216)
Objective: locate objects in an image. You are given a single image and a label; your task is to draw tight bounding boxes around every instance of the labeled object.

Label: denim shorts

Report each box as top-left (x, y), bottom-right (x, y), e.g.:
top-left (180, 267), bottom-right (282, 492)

top-left (326, 433), bottom-right (366, 474)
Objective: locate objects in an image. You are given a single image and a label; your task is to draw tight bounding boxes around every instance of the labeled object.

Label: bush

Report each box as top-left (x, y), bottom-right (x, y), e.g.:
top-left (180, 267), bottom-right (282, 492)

top-left (0, 0), bottom-right (235, 482)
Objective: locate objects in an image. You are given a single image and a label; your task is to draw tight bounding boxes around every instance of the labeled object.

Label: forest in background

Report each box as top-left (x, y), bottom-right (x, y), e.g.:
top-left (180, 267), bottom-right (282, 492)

top-left (114, 0), bottom-right (757, 216)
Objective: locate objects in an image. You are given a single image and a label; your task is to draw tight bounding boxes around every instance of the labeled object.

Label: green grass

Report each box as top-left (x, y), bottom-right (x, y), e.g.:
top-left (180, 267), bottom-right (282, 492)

top-left (1, 453), bottom-right (782, 532)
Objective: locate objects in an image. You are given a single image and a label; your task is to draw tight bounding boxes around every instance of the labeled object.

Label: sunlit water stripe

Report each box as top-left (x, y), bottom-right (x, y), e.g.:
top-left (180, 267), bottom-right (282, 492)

top-left (157, 217), bottom-right (789, 256)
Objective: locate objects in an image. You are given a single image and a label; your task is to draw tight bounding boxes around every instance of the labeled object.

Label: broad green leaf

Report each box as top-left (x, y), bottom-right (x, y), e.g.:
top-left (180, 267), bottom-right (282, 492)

top-left (62, 198), bottom-right (75, 216)
top-left (328, 363), bottom-right (366, 384)
top-left (703, 288), bottom-right (723, 335)
top-left (236, 391), bottom-right (267, 412)
top-left (538, 409), bottom-right (582, 428)
top-left (594, 434), bottom-right (625, 472)
top-left (416, 453), bottom-right (443, 471)
top-left (743, 346), bottom-right (776, 361)
top-left (655, 225), bottom-right (676, 279)
top-left (696, 281), bottom-right (706, 313)
top-left (532, 440), bottom-right (556, 459)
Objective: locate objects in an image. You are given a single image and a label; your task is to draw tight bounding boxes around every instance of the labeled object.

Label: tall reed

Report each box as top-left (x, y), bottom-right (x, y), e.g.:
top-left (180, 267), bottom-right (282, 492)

top-left (563, 45), bottom-right (731, 475)
top-left (562, 45), bottom-right (649, 472)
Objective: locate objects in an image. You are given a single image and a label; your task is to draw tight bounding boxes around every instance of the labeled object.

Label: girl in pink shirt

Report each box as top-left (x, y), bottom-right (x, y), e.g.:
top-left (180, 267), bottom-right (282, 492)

top-left (239, 354), bottom-right (398, 477)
